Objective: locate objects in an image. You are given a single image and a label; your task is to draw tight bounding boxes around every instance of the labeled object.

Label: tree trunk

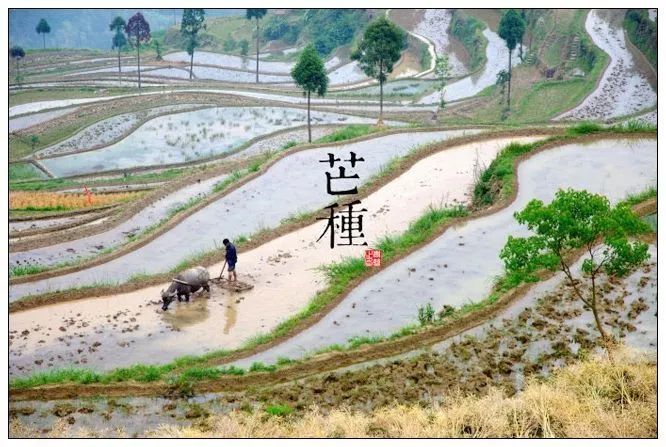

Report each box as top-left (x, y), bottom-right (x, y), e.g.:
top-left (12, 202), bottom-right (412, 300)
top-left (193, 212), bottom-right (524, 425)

top-left (43, 33), bottom-right (46, 50)
top-left (118, 47), bottom-right (122, 86)
top-left (590, 274), bottom-right (610, 343)
top-left (16, 59), bottom-right (20, 88)
top-left (137, 39), bottom-right (141, 90)
top-left (256, 18), bottom-right (260, 84)
top-left (507, 49), bottom-right (512, 110)
top-left (378, 64), bottom-right (384, 125)
top-left (190, 51), bottom-right (194, 80)
top-left (519, 37), bottom-right (523, 61)
top-left (307, 90), bottom-right (311, 143)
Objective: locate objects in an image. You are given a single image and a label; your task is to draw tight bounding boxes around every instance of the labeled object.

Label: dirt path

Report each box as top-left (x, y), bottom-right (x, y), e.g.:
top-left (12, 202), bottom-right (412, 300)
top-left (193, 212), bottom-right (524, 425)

top-left (8, 136), bottom-right (538, 377)
top-left (231, 137), bottom-right (657, 368)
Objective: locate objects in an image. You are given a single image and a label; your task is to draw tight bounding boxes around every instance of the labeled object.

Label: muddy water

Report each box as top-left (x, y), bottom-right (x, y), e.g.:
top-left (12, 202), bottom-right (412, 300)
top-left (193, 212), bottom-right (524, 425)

top-left (9, 173), bottom-right (230, 267)
top-left (163, 51), bottom-right (341, 74)
top-left (9, 107), bottom-right (78, 132)
top-left (419, 28), bottom-right (522, 104)
top-left (40, 107), bottom-right (394, 177)
top-left (9, 214), bottom-right (100, 234)
top-left (8, 135), bottom-right (534, 375)
top-left (9, 88), bottom-right (394, 118)
top-left (35, 104), bottom-right (208, 158)
top-left (9, 129), bottom-right (483, 302)
top-left (413, 9), bottom-right (466, 77)
top-left (234, 137), bottom-right (656, 367)
top-left (556, 9), bottom-right (657, 120)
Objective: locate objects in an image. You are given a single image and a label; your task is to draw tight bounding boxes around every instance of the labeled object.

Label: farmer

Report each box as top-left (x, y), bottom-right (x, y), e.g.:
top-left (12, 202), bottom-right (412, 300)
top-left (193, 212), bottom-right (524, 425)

top-left (222, 238), bottom-right (238, 282)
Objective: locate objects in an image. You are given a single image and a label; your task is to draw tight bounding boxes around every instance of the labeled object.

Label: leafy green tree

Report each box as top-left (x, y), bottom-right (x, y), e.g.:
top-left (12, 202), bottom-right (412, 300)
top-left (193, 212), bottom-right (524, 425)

top-left (239, 39), bottom-right (250, 57)
top-left (291, 44), bottom-right (329, 143)
top-left (434, 54), bottom-right (450, 110)
top-left (110, 16), bottom-right (127, 85)
top-left (181, 8), bottom-right (206, 80)
top-left (498, 9), bottom-right (525, 110)
top-left (500, 189), bottom-right (651, 344)
top-left (36, 18), bottom-right (51, 50)
top-left (351, 17), bottom-right (406, 124)
top-left (125, 12), bottom-right (151, 89)
top-left (10, 46), bottom-right (25, 87)
top-left (153, 40), bottom-right (163, 61)
top-left (246, 9), bottom-right (268, 83)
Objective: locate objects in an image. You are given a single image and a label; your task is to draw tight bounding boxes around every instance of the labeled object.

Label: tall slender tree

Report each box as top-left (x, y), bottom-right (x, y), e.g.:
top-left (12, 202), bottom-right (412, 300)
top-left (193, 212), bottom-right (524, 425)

top-left (10, 46), bottom-right (26, 87)
top-left (291, 44), bottom-right (329, 143)
top-left (110, 16), bottom-right (127, 85)
top-left (125, 13), bottom-right (151, 89)
top-left (246, 9), bottom-right (267, 83)
top-left (351, 16), bottom-right (406, 124)
top-left (36, 18), bottom-right (51, 50)
top-left (181, 9), bottom-right (206, 80)
top-left (498, 9), bottom-right (525, 110)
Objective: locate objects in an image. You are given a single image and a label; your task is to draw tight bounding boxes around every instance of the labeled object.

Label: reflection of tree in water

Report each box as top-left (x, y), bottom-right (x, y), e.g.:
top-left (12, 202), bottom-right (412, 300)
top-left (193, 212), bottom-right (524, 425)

top-left (161, 296), bottom-right (211, 329)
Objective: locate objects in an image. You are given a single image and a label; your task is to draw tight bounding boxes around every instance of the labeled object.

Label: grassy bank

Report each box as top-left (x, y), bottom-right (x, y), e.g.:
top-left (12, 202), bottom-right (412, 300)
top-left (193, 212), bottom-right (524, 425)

top-left (141, 350), bottom-right (656, 438)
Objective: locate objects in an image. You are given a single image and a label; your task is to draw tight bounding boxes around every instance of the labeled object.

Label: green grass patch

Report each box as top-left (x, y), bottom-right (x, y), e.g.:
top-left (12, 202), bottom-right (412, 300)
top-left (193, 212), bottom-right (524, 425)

top-left (9, 162), bottom-right (47, 181)
top-left (473, 139), bottom-right (551, 207)
top-left (315, 124), bottom-right (378, 144)
top-left (265, 404), bottom-right (293, 417)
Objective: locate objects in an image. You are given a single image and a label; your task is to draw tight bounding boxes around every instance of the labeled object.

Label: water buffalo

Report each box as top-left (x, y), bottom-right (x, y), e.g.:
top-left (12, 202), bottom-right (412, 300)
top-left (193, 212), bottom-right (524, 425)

top-left (161, 266), bottom-right (211, 310)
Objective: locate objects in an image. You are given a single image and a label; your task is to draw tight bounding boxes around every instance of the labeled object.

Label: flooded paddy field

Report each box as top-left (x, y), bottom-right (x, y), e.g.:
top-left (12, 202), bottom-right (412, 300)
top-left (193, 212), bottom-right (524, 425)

top-left (9, 173), bottom-right (229, 267)
top-left (5, 133), bottom-right (526, 375)
top-left (233, 137), bottom-right (656, 367)
top-left (557, 9), bottom-right (657, 120)
top-left (35, 104), bottom-right (210, 158)
top-left (419, 28), bottom-right (521, 104)
top-left (9, 129), bottom-right (482, 301)
top-left (38, 107), bottom-right (390, 177)
top-left (8, 244), bottom-right (656, 435)
top-left (9, 108), bottom-right (79, 132)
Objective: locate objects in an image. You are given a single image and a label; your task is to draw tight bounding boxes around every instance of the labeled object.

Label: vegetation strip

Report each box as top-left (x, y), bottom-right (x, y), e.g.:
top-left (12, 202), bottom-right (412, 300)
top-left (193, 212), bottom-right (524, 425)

top-left (8, 131), bottom-right (655, 399)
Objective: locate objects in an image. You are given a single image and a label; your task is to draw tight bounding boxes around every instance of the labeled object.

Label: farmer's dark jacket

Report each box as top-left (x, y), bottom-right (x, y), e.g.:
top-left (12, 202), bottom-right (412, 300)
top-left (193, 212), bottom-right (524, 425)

top-left (225, 243), bottom-right (237, 263)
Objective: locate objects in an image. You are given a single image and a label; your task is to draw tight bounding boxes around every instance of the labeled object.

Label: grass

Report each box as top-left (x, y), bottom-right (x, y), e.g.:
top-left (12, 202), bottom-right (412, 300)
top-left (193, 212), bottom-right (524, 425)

top-left (8, 163), bottom-right (47, 181)
top-left (10, 168), bottom-right (190, 192)
top-left (472, 139), bottom-right (549, 207)
top-left (315, 124), bottom-right (379, 144)
top-left (139, 350), bottom-right (656, 438)
top-left (619, 186), bottom-right (657, 208)
top-left (265, 404), bottom-right (293, 417)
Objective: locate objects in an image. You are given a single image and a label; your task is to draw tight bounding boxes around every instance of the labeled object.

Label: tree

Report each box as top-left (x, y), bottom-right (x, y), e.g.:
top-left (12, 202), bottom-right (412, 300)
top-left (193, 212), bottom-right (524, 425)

top-left (181, 8), bottom-right (206, 80)
top-left (434, 54), bottom-right (450, 110)
top-left (36, 18), bottom-right (51, 50)
top-left (239, 39), bottom-right (250, 57)
top-left (291, 44), bottom-right (329, 143)
top-left (500, 189), bottom-right (650, 345)
top-left (10, 46), bottom-right (25, 87)
top-left (351, 17), bottom-right (406, 124)
top-left (153, 41), bottom-right (163, 61)
top-left (125, 13), bottom-right (151, 89)
top-left (498, 9), bottom-right (525, 110)
top-left (246, 9), bottom-right (267, 83)
top-left (110, 16), bottom-right (127, 85)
